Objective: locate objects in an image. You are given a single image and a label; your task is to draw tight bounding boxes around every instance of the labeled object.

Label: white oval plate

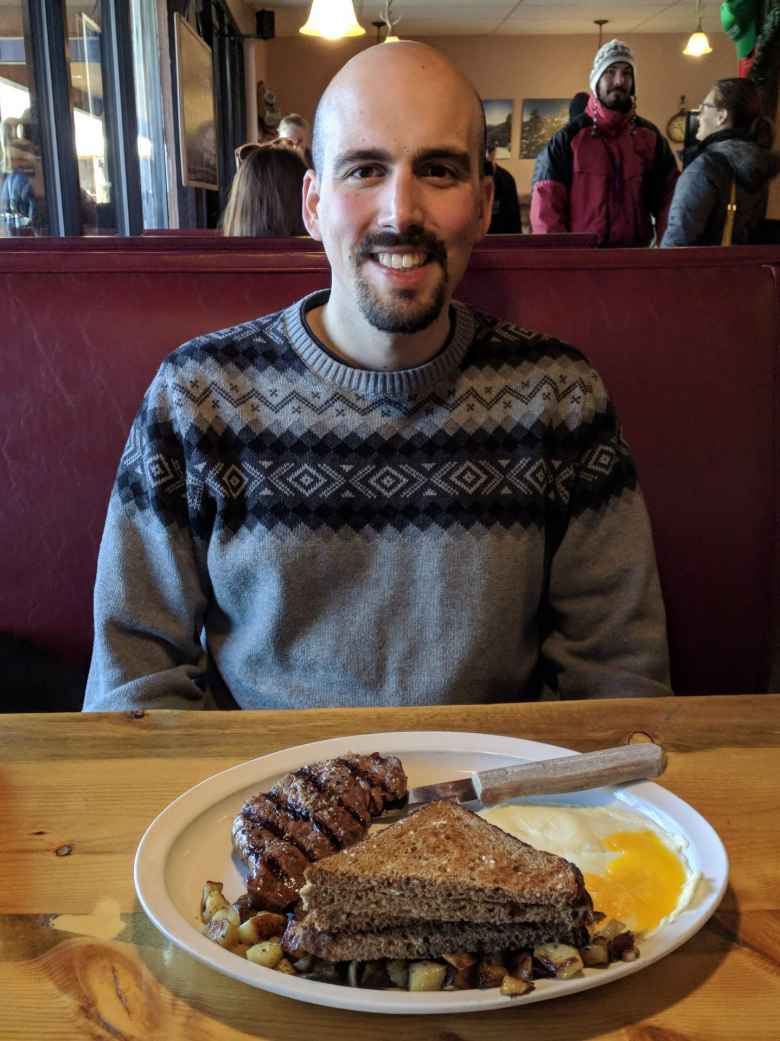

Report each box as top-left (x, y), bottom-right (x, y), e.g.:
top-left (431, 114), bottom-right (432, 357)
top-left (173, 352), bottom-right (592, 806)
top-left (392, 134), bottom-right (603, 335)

top-left (134, 731), bottom-right (728, 1015)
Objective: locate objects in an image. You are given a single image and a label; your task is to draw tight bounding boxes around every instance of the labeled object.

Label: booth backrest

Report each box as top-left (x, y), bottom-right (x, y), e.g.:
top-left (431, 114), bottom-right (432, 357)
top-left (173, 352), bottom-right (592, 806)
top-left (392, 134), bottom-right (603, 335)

top-left (1, 245), bottom-right (777, 695)
top-left (1, 232), bottom-right (600, 252)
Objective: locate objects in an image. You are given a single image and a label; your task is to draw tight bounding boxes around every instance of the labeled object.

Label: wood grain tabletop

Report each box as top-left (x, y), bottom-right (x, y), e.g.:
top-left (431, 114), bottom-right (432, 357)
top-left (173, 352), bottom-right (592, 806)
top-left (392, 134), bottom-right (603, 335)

top-left (1, 695), bottom-right (778, 1041)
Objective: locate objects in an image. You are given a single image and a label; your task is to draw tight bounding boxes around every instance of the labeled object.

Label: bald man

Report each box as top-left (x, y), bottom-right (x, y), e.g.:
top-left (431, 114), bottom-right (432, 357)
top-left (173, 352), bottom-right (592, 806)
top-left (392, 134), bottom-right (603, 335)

top-left (85, 43), bottom-right (670, 711)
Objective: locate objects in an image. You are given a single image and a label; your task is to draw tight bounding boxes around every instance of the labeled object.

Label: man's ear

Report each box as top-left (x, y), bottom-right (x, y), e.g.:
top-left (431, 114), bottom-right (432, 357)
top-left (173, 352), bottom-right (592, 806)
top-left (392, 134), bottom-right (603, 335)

top-left (302, 169), bottom-right (322, 241)
top-left (477, 174), bottom-right (495, 239)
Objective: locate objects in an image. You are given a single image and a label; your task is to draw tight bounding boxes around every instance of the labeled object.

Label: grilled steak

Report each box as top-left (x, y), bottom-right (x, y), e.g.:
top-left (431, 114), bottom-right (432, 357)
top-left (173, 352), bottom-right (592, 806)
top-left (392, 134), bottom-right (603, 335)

top-left (232, 753), bottom-right (407, 912)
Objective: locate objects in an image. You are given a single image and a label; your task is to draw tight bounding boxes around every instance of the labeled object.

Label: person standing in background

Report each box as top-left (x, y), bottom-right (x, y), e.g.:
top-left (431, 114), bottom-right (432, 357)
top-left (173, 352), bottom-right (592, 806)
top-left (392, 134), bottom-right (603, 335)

top-left (485, 143), bottom-right (522, 233)
top-left (531, 40), bottom-right (678, 246)
top-left (221, 143), bottom-right (308, 236)
top-left (662, 77), bottom-right (778, 247)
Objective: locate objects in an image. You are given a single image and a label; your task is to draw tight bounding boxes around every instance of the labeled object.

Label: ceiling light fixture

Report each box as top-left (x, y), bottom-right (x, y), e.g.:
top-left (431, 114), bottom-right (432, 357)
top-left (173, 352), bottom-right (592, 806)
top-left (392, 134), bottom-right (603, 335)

top-left (683, 0), bottom-right (713, 56)
top-left (299, 0), bottom-right (366, 41)
top-left (594, 19), bottom-right (609, 46)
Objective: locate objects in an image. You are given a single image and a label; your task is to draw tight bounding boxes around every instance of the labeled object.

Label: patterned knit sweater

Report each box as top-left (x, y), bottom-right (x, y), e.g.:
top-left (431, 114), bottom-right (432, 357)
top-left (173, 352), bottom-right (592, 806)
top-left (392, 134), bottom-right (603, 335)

top-left (84, 290), bottom-right (670, 710)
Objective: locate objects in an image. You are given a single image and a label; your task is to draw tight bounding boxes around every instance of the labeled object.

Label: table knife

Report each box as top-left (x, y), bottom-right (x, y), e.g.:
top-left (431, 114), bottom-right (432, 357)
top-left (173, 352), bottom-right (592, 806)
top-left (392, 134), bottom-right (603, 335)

top-left (378, 743), bottom-right (666, 823)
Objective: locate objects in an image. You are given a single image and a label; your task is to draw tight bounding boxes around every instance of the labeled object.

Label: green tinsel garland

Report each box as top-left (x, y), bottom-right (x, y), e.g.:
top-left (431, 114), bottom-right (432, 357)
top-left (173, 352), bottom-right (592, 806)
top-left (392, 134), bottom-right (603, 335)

top-left (749, 1), bottom-right (780, 87)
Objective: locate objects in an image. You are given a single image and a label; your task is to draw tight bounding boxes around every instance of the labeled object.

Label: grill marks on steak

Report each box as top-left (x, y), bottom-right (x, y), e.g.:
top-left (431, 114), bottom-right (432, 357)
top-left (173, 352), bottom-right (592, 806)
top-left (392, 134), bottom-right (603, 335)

top-left (232, 753), bottom-right (407, 912)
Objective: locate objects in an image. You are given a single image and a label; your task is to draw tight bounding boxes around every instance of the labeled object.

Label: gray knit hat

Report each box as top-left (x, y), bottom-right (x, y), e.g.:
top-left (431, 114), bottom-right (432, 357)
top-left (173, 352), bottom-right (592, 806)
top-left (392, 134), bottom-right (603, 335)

top-left (589, 39), bottom-right (636, 95)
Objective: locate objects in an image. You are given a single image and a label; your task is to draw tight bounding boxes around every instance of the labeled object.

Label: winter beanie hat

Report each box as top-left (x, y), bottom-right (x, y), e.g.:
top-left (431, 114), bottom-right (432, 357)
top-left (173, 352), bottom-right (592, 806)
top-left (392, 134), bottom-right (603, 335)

top-left (589, 39), bottom-right (636, 95)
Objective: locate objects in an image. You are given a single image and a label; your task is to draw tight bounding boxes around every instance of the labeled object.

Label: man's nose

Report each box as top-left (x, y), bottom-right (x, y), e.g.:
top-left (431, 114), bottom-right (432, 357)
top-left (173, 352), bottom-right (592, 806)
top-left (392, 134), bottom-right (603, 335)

top-left (379, 167), bottom-right (424, 231)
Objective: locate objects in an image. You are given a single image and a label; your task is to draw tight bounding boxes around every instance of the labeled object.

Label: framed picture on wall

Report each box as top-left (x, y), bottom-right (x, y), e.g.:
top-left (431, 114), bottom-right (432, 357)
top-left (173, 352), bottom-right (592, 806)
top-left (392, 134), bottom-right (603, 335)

top-left (520, 98), bottom-right (569, 159)
top-left (174, 13), bottom-right (219, 190)
top-left (483, 99), bottom-right (513, 159)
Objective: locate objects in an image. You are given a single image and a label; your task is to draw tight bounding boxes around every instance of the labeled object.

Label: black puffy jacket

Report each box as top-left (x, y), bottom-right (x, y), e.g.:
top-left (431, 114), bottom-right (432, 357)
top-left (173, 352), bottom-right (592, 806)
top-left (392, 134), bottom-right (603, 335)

top-left (662, 129), bottom-right (779, 246)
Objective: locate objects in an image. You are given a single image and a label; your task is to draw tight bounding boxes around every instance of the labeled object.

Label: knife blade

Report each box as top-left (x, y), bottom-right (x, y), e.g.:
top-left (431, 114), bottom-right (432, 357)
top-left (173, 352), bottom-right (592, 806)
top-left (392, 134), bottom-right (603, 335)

top-left (378, 743), bottom-right (666, 823)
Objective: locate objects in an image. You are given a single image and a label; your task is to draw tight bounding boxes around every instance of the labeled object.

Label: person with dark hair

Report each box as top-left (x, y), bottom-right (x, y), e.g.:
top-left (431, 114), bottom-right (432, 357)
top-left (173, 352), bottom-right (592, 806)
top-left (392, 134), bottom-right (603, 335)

top-left (221, 143), bottom-right (307, 237)
top-left (531, 40), bottom-right (679, 246)
top-left (485, 143), bottom-right (521, 233)
top-left (85, 42), bottom-right (669, 711)
top-left (661, 77), bottom-right (779, 247)
top-left (569, 92), bottom-right (589, 121)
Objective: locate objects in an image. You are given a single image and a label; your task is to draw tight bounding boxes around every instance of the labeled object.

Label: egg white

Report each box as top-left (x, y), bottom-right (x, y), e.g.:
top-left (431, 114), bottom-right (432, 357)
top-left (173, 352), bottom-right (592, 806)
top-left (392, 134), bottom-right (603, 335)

top-left (479, 802), bottom-right (699, 936)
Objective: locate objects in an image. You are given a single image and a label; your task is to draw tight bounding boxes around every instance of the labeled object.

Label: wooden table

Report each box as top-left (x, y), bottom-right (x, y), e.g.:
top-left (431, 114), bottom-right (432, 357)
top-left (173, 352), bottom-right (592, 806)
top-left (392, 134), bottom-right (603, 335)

top-left (1, 695), bottom-right (778, 1040)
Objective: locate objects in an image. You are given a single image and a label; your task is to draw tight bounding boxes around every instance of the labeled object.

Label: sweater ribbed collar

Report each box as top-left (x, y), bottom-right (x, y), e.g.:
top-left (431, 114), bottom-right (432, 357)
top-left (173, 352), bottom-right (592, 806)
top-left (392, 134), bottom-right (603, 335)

top-left (282, 289), bottom-right (476, 400)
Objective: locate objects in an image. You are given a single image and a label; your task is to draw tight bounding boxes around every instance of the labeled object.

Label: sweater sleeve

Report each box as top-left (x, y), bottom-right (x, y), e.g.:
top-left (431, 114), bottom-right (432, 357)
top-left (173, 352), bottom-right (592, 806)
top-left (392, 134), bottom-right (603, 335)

top-left (540, 378), bottom-right (671, 699)
top-left (83, 364), bottom-right (215, 711)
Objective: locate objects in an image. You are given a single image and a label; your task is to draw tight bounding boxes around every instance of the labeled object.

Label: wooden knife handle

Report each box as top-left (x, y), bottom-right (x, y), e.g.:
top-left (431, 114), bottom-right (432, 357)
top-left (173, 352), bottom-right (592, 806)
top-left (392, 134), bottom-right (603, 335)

top-left (473, 743), bottom-right (667, 806)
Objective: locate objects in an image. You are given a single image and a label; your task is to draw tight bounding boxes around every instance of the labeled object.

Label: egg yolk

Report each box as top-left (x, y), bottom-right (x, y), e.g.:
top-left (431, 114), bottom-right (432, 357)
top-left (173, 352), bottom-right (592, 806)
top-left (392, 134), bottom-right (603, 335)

top-left (582, 830), bottom-right (687, 934)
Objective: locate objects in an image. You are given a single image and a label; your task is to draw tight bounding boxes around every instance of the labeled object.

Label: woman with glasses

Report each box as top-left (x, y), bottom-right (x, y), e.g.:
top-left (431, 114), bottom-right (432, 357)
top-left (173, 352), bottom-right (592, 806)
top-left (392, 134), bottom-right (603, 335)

top-left (221, 141), bottom-right (308, 237)
top-left (662, 77), bottom-right (778, 246)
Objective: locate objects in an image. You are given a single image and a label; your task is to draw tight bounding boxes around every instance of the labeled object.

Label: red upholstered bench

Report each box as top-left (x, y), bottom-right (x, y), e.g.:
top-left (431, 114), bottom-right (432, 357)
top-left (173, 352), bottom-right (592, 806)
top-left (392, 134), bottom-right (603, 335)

top-left (1, 244), bottom-right (777, 698)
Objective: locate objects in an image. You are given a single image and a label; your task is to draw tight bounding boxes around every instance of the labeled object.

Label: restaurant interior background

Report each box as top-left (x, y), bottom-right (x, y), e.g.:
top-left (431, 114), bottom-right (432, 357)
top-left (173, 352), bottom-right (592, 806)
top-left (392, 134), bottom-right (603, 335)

top-left (0, 0), bottom-right (778, 235)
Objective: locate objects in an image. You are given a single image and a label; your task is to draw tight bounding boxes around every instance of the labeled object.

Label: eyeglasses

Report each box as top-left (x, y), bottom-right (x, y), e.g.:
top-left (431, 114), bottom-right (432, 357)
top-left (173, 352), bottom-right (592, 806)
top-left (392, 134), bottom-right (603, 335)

top-left (699, 102), bottom-right (720, 111)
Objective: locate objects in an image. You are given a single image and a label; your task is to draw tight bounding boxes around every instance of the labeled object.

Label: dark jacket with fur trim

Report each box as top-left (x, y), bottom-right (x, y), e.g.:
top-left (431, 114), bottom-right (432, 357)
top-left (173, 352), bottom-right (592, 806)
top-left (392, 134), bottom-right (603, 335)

top-left (661, 129), bottom-right (780, 247)
top-left (530, 95), bottom-right (679, 247)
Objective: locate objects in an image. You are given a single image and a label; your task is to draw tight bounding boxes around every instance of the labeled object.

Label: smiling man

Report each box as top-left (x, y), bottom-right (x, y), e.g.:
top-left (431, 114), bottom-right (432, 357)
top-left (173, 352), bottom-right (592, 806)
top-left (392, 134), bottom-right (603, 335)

top-left (531, 39), bottom-right (678, 246)
top-left (84, 43), bottom-right (670, 711)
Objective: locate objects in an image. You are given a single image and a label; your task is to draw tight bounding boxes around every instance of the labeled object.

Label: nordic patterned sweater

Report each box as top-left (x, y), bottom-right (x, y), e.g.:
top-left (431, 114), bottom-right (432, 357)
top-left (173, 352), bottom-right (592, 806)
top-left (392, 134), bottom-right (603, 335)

top-left (83, 290), bottom-right (670, 710)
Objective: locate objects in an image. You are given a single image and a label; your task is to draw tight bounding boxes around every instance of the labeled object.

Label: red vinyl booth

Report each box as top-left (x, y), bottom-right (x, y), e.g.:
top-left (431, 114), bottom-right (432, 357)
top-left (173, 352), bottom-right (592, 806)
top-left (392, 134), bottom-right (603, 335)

top-left (1, 243), bottom-right (777, 697)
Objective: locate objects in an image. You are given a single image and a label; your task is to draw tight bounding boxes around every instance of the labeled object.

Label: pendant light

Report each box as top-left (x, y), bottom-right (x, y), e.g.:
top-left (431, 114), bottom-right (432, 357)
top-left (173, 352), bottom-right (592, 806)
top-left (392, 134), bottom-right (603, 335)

top-left (299, 0), bottom-right (366, 40)
top-left (683, 0), bottom-right (713, 56)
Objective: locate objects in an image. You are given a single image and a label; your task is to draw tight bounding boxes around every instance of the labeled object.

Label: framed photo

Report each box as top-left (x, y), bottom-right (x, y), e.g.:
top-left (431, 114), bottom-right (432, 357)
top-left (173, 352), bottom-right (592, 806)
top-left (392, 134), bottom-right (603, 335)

top-left (483, 99), bottom-right (513, 159)
top-left (520, 98), bottom-right (569, 160)
top-left (174, 13), bottom-right (218, 190)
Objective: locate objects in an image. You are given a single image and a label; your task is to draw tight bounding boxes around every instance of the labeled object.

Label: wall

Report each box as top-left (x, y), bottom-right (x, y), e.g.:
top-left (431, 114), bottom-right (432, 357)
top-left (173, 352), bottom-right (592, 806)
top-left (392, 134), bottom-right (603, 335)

top-left (265, 32), bottom-right (738, 194)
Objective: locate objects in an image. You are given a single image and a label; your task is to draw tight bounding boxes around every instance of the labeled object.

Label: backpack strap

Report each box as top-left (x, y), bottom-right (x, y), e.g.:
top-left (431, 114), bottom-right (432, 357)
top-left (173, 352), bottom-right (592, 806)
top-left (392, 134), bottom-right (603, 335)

top-left (720, 178), bottom-right (737, 246)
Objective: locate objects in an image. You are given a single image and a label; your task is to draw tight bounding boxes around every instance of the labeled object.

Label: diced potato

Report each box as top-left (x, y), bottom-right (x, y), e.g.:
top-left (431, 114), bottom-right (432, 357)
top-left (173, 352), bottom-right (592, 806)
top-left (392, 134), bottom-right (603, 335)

top-left (200, 881), bottom-right (229, 923)
top-left (500, 974), bottom-right (534, 997)
top-left (608, 931), bottom-right (639, 962)
top-left (478, 957), bottom-right (507, 989)
top-left (231, 894), bottom-right (255, 924)
top-left (308, 958), bottom-right (341, 983)
top-left (590, 917), bottom-right (628, 942)
top-left (246, 939), bottom-right (284, 968)
top-left (276, 957), bottom-right (297, 975)
top-left (386, 958), bottom-right (409, 989)
top-left (360, 960), bottom-right (389, 989)
top-left (238, 911), bottom-right (287, 946)
top-left (442, 952), bottom-right (478, 989)
top-left (581, 941), bottom-right (609, 967)
top-left (408, 960), bottom-right (447, 992)
top-left (533, 943), bottom-right (584, 980)
top-left (229, 943), bottom-right (251, 959)
top-left (210, 906), bottom-right (240, 928)
top-left (205, 916), bottom-right (240, 949)
top-left (506, 951), bottom-right (533, 981)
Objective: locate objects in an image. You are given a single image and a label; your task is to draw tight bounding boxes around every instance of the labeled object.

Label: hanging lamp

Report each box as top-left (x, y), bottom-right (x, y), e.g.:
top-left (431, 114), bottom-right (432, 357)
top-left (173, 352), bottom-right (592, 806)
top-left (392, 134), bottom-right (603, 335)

top-left (683, 0), bottom-right (713, 56)
top-left (299, 0), bottom-right (366, 40)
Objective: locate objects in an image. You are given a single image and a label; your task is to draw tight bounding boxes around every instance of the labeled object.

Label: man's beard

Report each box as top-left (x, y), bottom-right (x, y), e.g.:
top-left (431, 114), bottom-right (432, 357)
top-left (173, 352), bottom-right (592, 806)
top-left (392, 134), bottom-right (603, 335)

top-left (353, 228), bottom-right (449, 335)
top-left (600, 90), bottom-right (632, 113)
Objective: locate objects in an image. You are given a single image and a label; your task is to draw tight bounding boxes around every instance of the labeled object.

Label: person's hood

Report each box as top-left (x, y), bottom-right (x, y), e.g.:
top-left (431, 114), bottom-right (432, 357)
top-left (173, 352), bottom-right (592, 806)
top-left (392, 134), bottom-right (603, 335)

top-left (704, 131), bottom-right (780, 191)
top-left (585, 93), bottom-right (634, 136)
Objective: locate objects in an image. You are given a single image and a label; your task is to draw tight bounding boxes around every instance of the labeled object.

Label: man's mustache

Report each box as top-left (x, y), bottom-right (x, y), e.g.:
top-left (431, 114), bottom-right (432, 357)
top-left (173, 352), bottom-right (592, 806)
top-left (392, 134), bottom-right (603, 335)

top-left (356, 229), bottom-right (448, 267)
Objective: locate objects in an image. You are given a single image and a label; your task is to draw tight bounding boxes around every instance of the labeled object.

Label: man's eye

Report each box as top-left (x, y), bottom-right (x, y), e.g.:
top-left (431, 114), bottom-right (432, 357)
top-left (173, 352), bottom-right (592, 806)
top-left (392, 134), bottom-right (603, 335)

top-left (347, 165), bottom-right (384, 180)
top-left (423, 164), bottom-right (458, 181)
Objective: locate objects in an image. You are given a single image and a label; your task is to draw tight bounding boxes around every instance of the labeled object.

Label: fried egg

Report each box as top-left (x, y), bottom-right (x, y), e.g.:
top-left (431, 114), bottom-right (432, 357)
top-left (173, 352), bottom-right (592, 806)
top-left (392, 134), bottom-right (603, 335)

top-left (480, 802), bottom-right (698, 936)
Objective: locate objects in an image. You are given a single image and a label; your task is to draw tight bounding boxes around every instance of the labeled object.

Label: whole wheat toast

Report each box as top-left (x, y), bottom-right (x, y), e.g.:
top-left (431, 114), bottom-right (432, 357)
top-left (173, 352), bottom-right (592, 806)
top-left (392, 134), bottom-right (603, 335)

top-left (300, 800), bottom-right (591, 931)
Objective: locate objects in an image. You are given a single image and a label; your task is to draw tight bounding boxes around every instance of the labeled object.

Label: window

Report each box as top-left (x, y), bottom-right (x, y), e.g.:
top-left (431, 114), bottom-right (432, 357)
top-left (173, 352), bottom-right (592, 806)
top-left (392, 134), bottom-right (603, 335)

top-left (0, 2), bottom-right (49, 235)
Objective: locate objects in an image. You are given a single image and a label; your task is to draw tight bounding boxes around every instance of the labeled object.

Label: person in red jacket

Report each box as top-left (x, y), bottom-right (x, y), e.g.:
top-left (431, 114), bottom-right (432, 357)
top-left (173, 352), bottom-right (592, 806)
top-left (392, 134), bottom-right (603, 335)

top-left (531, 40), bottom-right (679, 247)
